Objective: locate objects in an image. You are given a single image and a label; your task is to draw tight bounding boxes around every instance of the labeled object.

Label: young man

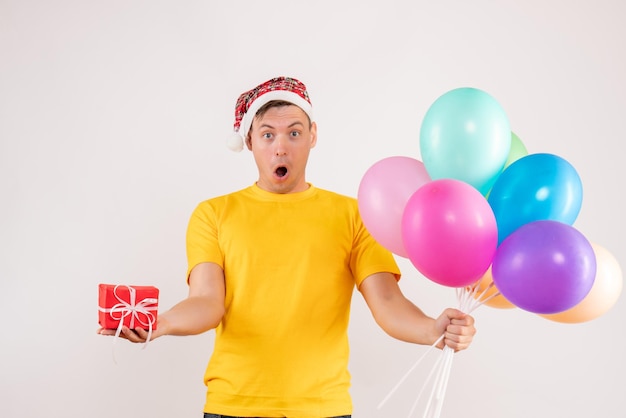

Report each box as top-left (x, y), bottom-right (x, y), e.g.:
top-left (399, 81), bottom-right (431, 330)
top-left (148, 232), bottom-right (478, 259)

top-left (99, 77), bottom-right (476, 418)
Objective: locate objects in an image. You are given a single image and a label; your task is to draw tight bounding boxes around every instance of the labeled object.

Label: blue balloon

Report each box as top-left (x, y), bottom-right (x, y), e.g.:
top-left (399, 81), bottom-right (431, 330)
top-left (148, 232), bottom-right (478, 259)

top-left (419, 87), bottom-right (511, 195)
top-left (488, 153), bottom-right (583, 244)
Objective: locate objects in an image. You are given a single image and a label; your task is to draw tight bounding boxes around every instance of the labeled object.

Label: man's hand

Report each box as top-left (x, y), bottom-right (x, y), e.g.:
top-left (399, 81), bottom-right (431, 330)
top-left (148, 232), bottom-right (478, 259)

top-left (97, 324), bottom-right (161, 343)
top-left (435, 308), bottom-right (476, 352)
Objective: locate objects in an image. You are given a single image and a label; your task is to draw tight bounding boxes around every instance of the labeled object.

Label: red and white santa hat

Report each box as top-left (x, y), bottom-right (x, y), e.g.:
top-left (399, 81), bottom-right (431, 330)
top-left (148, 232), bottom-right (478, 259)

top-left (227, 76), bottom-right (314, 152)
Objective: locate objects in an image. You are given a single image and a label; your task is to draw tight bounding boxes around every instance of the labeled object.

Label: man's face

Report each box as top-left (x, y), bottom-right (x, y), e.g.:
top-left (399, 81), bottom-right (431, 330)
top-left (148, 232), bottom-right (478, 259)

top-left (247, 105), bottom-right (317, 194)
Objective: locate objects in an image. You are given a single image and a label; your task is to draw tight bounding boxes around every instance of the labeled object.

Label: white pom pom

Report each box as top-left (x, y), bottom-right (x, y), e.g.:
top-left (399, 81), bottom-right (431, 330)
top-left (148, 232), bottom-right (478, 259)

top-left (226, 132), bottom-right (244, 152)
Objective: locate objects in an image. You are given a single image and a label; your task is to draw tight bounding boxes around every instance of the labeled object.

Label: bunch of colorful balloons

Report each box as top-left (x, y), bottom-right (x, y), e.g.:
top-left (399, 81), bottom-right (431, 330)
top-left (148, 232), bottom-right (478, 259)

top-left (358, 87), bottom-right (622, 323)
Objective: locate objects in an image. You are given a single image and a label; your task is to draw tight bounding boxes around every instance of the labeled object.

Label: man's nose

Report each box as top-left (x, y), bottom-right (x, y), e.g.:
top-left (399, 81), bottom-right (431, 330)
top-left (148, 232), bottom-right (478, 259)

top-left (274, 135), bottom-right (288, 156)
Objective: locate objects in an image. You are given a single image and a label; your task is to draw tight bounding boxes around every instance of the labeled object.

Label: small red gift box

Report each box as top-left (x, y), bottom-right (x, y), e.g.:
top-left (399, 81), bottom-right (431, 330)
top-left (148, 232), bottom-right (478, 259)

top-left (98, 284), bottom-right (159, 331)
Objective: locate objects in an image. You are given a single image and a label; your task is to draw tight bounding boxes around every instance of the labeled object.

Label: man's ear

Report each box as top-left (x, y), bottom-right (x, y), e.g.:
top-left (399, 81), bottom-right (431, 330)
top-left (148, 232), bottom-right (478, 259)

top-left (246, 135), bottom-right (253, 150)
top-left (309, 122), bottom-right (318, 149)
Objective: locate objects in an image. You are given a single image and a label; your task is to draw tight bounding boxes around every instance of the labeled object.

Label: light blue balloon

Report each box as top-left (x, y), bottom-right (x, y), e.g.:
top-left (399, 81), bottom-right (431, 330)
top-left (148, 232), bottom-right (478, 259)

top-left (419, 87), bottom-right (511, 195)
top-left (487, 153), bottom-right (583, 244)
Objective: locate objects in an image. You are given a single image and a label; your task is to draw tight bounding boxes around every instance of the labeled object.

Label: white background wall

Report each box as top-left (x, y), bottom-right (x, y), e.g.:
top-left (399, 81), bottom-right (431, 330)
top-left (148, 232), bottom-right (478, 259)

top-left (1, 1), bottom-right (624, 417)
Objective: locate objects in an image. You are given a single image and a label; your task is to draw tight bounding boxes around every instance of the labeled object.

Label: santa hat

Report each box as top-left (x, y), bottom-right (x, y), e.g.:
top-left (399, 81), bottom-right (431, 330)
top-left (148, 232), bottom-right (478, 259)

top-left (227, 76), bottom-right (314, 152)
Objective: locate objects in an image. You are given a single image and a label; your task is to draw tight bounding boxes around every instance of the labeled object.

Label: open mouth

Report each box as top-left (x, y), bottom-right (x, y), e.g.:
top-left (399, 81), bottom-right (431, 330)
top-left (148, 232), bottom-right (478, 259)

top-left (275, 166), bottom-right (288, 178)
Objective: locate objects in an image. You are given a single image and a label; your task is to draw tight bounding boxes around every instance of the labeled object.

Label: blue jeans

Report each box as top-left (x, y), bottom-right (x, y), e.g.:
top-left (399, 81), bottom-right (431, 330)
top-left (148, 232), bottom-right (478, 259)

top-left (204, 415), bottom-right (351, 418)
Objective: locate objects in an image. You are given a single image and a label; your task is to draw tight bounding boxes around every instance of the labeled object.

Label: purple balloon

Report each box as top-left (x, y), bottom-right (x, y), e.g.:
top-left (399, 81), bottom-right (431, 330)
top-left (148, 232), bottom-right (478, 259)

top-left (492, 220), bottom-right (596, 314)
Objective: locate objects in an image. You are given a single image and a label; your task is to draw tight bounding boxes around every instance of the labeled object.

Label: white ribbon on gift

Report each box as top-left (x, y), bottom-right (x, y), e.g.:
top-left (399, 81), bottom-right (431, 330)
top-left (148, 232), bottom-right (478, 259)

top-left (98, 284), bottom-right (158, 362)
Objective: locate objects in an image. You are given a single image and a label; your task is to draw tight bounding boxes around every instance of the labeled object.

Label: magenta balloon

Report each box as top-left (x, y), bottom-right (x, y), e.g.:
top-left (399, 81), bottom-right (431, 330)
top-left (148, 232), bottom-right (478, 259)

top-left (358, 156), bottom-right (431, 257)
top-left (401, 178), bottom-right (498, 287)
top-left (492, 220), bottom-right (596, 314)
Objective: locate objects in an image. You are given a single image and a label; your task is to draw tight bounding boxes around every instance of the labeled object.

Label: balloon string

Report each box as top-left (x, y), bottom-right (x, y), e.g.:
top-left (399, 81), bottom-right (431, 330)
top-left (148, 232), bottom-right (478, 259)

top-left (471, 291), bottom-right (501, 312)
top-left (406, 354), bottom-right (444, 417)
top-left (377, 333), bottom-right (445, 410)
top-left (418, 287), bottom-right (474, 418)
top-left (380, 283), bottom-right (496, 417)
top-left (425, 346), bottom-right (454, 418)
top-left (459, 280), bottom-right (501, 314)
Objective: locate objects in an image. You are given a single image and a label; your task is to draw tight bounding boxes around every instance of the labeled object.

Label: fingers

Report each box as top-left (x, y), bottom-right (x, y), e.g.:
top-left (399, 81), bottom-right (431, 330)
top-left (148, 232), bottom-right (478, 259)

top-left (443, 307), bottom-right (469, 321)
top-left (443, 336), bottom-right (472, 352)
top-left (442, 310), bottom-right (477, 352)
top-left (97, 327), bottom-right (117, 336)
top-left (133, 327), bottom-right (151, 341)
top-left (121, 326), bottom-right (151, 343)
top-left (97, 326), bottom-right (150, 344)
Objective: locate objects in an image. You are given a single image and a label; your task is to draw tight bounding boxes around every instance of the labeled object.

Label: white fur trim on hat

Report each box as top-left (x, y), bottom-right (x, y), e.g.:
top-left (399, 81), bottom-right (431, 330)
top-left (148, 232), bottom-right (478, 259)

top-left (238, 90), bottom-right (314, 141)
top-left (227, 131), bottom-right (245, 152)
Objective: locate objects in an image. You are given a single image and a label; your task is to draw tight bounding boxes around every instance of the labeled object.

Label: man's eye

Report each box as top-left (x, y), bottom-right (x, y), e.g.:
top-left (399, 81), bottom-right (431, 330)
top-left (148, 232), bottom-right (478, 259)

top-left (263, 133), bottom-right (272, 139)
top-left (290, 131), bottom-right (300, 137)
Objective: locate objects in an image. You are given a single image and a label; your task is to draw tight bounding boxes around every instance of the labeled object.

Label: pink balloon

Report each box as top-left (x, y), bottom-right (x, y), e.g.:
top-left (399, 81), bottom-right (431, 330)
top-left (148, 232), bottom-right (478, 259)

top-left (358, 156), bottom-right (431, 257)
top-left (402, 179), bottom-right (498, 287)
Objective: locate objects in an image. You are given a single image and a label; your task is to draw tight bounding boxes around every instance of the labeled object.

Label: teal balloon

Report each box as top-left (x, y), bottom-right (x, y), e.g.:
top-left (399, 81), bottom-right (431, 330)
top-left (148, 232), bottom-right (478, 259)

top-left (487, 153), bottom-right (583, 244)
top-left (420, 87), bottom-right (511, 195)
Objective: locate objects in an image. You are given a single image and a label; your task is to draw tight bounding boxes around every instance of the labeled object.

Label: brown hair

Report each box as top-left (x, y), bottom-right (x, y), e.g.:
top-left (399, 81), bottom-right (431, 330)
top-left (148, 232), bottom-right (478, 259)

top-left (248, 100), bottom-right (312, 139)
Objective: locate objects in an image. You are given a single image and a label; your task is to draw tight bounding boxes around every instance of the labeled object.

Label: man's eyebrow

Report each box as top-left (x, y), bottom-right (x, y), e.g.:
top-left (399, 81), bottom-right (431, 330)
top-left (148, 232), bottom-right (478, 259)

top-left (258, 121), bottom-right (305, 129)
